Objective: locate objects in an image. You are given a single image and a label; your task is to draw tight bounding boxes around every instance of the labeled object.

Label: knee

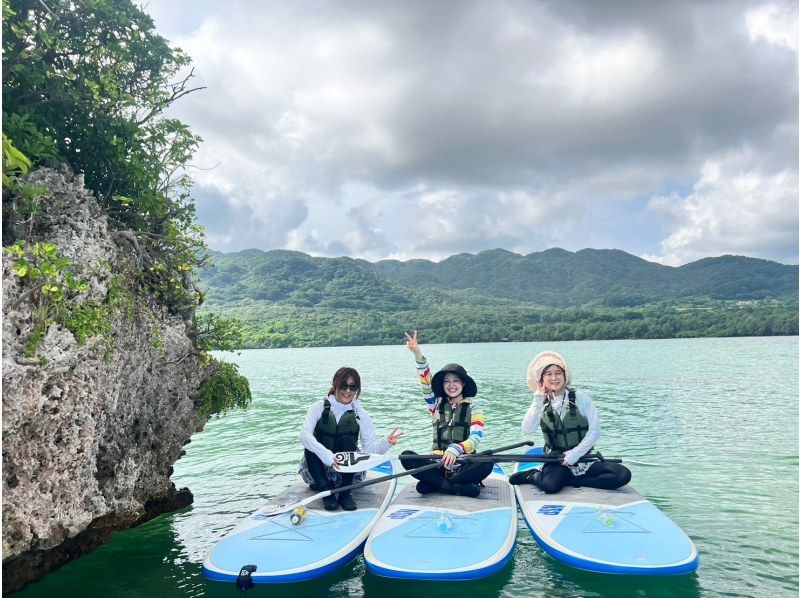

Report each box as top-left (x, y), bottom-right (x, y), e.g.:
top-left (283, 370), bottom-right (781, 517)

top-left (536, 472), bottom-right (565, 494)
top-left (538, 478), bottom-right (563, 494)
top-left (478, 462), bottom-right (495, 477)
top-left (400, 450), bottom-right (420, 471)
top-left (619, 466), bottom-right (632, 486)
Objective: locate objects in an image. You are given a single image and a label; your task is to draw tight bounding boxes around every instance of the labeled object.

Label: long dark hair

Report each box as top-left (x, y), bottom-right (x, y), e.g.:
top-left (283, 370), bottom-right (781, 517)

top-left (328, 367), bottom-right (361, 397)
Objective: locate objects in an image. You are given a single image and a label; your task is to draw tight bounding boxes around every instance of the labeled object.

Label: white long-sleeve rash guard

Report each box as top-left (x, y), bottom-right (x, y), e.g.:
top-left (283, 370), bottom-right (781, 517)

top-left (300, 395), bottom-right (391, 467)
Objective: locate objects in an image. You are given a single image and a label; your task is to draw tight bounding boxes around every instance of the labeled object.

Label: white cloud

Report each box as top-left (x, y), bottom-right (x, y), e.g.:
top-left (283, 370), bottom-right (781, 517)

top-left (746, 3), bottom-right (798, 51)
top-left (543, 32), bottom-right (662, 107)
top-left (142, 0), bottom-right (798, 264)
top-left (644, 150), bottom-right (798, 265)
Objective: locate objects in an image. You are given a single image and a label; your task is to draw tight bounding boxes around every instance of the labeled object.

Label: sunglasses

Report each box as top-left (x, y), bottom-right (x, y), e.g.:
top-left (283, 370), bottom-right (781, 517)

top-left (542, 371), bottom-right (564, 379)
top-left (338, 384), bottom-right (360, 393)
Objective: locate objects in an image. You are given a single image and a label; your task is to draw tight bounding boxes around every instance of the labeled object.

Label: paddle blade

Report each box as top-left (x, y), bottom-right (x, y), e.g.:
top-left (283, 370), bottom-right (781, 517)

top-left (333, 451), bottom-right (389, 473)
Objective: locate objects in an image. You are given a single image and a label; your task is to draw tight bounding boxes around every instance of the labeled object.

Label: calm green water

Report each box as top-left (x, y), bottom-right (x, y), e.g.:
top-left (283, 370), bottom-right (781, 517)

top-left (15, 337), bottom-right (799, 597)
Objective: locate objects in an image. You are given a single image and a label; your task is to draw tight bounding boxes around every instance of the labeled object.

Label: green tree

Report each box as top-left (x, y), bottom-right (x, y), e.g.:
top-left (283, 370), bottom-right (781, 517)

top-left (2, 0), bottom-right (205, 312)
top-left (2, 0), bottom-right (252, 416)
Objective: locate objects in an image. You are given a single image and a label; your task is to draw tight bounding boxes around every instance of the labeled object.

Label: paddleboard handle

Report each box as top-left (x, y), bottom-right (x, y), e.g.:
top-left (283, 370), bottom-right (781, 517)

top-left (235, 564), bottom-right (256, 594)
top-left (436, 513), bottom-right (453, 532)
top-left (598, 508), bottom-right (615, 527)
top-left (290, 505), bottom-right (308, 525)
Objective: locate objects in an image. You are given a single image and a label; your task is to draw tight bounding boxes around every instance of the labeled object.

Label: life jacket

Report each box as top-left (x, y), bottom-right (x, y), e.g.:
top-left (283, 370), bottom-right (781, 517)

top-left (539, 389), bottom-right (591, 452)
top-left (313, 398), bottom-right (360, 452)
top-left (432, 399), bottom-right (471, 451)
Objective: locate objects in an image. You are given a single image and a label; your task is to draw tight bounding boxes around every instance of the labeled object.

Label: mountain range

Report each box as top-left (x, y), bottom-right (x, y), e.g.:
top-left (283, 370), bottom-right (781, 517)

top-left (196, 248), bottom-right (798, 347)
top-left (200, 248), bottom-right (797, 307)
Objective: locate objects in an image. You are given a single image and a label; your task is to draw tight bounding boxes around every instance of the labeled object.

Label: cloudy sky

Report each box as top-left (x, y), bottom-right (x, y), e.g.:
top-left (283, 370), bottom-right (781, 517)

top-left (144, 0), bottom-right (798, 265)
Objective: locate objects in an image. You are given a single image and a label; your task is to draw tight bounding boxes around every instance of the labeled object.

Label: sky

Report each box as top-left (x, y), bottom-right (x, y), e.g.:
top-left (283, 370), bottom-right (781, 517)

top-left (143, 0), bottom-right (798, 266)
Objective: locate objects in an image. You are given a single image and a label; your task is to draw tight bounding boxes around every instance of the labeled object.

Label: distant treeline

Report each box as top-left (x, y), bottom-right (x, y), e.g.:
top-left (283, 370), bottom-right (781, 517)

top-left (195, 248), bottom-right (798, 348)
top-left (204, 300), bottom-right (798, 348)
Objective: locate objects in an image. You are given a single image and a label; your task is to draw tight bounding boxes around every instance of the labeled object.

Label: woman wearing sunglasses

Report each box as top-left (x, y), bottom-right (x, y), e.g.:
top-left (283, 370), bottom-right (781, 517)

top-left (399, 331), bottom-right (493, 497)
top-left (300, 366), bottom-right (402, 511)
top-left (509, 350), bottom-right (631, 493)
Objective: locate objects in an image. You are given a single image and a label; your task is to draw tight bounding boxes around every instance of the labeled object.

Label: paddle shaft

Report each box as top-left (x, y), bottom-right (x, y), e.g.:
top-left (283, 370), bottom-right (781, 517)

top-left (464, 453), bottom-right (622, 464)
top-left (325, 460), bottom-right (442, 495)
top-left (262, 441), bottom-right (534, 516)
top-left (394, 439), bottom-right (535, 463)
top-left (324, 440), bottom-right (532, 496)
top-left (477, 440), bottom-right (535, 455)
top-left (399, 451), bottom-right (621, 464)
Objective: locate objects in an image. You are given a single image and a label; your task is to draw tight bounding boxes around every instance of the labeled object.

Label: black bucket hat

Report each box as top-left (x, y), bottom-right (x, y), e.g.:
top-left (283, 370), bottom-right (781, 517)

top-left (431, 363), bottom-right (478, 398)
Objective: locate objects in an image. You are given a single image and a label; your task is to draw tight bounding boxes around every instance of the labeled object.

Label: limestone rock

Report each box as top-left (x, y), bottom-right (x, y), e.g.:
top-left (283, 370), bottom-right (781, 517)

top-left (2, 167), bottom-right (211, 591)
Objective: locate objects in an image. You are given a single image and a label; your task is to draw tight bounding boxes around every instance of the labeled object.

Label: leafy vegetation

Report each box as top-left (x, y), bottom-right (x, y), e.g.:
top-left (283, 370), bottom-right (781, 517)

top-left (2, 132), bottom-right (32, 187)
top-left (195, 313), bottom-right (245, 353)
top-left (2, 0), bottom-right (206, 313)
top-left (5, 241), bottom-right (90, 355)
top-left (2, 0), bottom-right (250, 416)
top-left (203, 299), bottom-right (797, 348)
top-left (199, 361), bottom-right (252, 417)
top-left (65, 302), bottom-right (112, 345)
top-left (196, 249), bottom-right (798, 348)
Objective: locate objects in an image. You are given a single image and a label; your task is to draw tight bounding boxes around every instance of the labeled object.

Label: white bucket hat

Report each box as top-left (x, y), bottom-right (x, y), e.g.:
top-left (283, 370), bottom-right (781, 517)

top-left (526, 350), bottom-right (572, 395)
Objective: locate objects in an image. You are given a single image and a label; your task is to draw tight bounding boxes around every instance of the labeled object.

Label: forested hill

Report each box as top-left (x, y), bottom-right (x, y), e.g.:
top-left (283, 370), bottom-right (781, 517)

top-left (200, 248), bottom-right (797, 307)
top-left (373, 249), bottom-right (797, 306)
top-left (196, 248), bottom-right (798, 348)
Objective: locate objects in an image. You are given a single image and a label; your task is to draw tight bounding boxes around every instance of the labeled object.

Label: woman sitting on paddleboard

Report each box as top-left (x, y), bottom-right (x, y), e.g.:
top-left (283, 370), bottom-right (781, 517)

top-left (509, 350), bottom-right (631, 493)
top-left (399, 331), bottom-right (493, 497)
top-left (300, 366), bottom-right (402, 511)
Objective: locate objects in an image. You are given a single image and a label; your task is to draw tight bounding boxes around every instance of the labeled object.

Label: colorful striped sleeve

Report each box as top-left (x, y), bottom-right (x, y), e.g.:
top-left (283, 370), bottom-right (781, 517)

top-left (456, 403), bottom-right (485, 454)
top-left (414, 357), bottom-right (438, 416)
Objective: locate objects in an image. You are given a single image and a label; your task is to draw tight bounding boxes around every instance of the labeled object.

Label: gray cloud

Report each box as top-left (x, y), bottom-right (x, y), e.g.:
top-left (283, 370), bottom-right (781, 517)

top-left (146, 0), bottom-right (798, 264)
top-left (194, 184), bottom-right (309, 252)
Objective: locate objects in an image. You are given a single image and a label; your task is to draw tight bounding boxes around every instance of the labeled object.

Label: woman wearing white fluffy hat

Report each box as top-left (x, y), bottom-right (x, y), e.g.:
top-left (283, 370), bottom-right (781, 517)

top-left (508, 350), bottom-right (631, 493)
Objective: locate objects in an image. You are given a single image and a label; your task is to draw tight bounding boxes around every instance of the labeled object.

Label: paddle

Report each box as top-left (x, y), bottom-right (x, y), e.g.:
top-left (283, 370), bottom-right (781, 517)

top-left (261, 441), bottom-right (536, 517)
top-left (614, 457), bottom-right (660, 466)
top-left (399, 450), bottom-right (622, 464)
top-left (255, 460), bottom-right (444, 518)
top-left (455, 452), bottom-right (622, 464)
top-left (476, 440), bottom-right (535, 455)
top-left (333, 450), bottom-right (393, 473)
top-left (335, 440), bottom-right (535, 473)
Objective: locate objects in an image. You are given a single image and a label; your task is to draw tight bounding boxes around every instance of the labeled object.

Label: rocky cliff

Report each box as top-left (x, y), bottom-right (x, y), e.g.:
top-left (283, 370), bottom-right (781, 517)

top-left (2, 167), bottom-right (211, 592)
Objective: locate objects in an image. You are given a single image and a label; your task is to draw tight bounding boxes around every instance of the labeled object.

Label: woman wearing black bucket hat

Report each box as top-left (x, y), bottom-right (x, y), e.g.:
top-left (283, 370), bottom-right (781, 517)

top-left (398, 331), bottom-right (493, 497)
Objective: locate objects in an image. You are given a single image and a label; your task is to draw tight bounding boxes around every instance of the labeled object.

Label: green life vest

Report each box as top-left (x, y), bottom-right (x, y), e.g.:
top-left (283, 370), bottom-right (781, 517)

top-left (432, 400), bottom-right (471, 451)
top-left (539, 389), bottom-right (591, 452)
top-left (313, 399), bottom-right (360, 452)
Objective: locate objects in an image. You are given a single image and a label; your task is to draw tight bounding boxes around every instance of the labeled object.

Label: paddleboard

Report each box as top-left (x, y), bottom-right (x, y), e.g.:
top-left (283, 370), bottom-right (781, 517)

top-left (514, 448), bottom-right (699, 575)
top-left (203, 460), bottom-right (396, 583)
top-left (363, 463), bottom-right (517, 580)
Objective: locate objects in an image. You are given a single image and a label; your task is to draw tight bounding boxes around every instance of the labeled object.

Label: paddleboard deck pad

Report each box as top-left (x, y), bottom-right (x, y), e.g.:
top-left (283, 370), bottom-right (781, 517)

top-left (203, 461), bottom-right (395, 583)
top-left (364, 464), bottom-right (517, 580)
top-left (514, 449), bottom-right (699, 575)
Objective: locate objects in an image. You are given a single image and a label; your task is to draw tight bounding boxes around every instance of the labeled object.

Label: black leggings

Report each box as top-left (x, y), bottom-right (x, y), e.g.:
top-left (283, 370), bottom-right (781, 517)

top-left (400, 450), bottom-right (494, 489)
top-left (304, 435), bottom-right (357, 490)
top-left (536, 461), bottom-right (632, 494)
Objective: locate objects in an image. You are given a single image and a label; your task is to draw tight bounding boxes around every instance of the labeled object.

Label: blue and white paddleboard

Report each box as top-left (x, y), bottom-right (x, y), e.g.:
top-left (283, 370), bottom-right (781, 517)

top-left (363, 464), bottom-right (517, 580)
top-left (203, 461), bottom-right (396, 583)
top-left (514, 448), bottom-right (699, 575)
